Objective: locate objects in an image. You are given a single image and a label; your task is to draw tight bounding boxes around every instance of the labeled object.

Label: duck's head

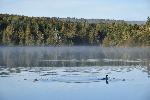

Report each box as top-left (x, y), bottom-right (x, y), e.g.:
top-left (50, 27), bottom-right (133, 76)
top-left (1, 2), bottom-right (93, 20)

top-left (106, 75), bottom-right (108, 77)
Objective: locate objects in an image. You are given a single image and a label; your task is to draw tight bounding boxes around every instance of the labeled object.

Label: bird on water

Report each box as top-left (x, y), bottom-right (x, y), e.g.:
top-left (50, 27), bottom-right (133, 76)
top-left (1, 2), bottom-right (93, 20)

top-left (105, 75), bottom-right (109, 84)
top-left (100, 75), bottom-right (109, 84)
top-left (101, 75), bottom-right (108, 80)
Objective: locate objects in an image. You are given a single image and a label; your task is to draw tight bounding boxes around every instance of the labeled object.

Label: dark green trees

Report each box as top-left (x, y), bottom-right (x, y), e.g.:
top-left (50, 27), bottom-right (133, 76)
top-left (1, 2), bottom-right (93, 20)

top-left (0, 14), bottom-right (149, 46)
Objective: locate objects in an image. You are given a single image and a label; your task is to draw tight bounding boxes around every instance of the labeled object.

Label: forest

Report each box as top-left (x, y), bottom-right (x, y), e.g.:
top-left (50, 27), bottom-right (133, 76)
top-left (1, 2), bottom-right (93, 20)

top-left (0, 14), bottom-right (150, 46)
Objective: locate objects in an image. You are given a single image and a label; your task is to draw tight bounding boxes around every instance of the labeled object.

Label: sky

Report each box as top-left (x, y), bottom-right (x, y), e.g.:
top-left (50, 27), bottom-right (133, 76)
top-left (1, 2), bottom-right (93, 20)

top-left (0, 0), bottom-right (150, 21)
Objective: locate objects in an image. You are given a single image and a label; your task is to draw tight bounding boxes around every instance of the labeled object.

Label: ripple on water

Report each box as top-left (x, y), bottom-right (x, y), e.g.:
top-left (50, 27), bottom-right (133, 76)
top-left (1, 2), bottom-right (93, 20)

top-left (0, 66), bottom-right (149, 84)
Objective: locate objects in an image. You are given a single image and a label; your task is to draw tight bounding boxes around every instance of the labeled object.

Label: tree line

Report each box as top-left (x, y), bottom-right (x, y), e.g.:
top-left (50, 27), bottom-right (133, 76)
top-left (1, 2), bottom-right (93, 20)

top-left (0, 14), bottom-right (150, 46)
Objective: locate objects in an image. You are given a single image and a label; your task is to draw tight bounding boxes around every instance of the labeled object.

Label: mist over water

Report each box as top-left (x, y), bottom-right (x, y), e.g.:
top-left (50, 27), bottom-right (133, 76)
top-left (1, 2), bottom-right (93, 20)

top-left (0, 46), bottom-right (150, 100)
top-left (0, 46), bottom-right (150, 67)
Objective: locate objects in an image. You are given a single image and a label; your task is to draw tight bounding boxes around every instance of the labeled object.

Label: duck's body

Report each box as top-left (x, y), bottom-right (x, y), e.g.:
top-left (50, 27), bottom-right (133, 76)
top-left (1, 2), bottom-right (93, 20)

top-left (101, 75), bottom-right (108, 80)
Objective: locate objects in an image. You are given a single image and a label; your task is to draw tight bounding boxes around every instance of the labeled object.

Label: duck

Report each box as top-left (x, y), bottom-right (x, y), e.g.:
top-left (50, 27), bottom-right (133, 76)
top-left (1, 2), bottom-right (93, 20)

top-left (99, 75), bottom-right (109, 84)
top-left (101, 75), bottom-right (108, 80)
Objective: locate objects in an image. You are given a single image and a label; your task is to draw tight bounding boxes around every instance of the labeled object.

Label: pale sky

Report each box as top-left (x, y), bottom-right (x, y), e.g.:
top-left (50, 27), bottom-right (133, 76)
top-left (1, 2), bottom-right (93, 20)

top-left (0, 0), bottom-right (150, 21)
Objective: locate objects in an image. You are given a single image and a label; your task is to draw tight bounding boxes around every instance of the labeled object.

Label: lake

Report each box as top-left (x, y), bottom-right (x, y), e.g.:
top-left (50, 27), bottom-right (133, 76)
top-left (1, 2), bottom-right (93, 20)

top-left (0, 46), bottom-right (150, 100)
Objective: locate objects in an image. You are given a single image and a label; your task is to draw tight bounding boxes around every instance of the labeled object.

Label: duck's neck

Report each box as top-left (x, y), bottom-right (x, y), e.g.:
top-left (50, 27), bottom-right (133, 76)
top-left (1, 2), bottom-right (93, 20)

top-left (106, 75), bottom-right (108, 80)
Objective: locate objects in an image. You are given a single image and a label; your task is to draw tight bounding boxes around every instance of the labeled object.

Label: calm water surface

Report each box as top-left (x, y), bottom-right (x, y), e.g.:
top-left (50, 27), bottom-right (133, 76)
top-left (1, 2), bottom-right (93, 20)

top-left (0, 46), bottom-right (150, 100)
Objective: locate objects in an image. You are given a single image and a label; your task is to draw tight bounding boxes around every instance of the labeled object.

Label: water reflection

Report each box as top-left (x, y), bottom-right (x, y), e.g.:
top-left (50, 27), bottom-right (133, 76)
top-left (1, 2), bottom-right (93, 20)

top-left (0, 46), bottom-right (150, 75)
top-left (0, 65), bottom-right (149, 84)
top-left (0, 47), bottom-right (150, 100)
top-left (0, 46), bottom-right (150, 67)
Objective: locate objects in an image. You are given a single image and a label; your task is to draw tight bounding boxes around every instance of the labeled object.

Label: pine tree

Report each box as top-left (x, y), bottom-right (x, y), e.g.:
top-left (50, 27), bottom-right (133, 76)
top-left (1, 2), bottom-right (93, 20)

top-left (2, 24), bottom-right (13, 45)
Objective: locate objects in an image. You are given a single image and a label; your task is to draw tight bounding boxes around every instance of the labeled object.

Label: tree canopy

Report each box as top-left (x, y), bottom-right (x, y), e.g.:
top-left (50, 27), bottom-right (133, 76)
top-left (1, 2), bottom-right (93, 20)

top-left (0, 14), bottom-right (149, 46)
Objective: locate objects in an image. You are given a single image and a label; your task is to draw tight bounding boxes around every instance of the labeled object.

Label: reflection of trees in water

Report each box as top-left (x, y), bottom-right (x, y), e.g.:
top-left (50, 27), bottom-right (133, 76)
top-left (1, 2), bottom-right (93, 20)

top-left (146, 60), bottom-right (150, 76)
top-left (0, 47), bottom-right (149, 68)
